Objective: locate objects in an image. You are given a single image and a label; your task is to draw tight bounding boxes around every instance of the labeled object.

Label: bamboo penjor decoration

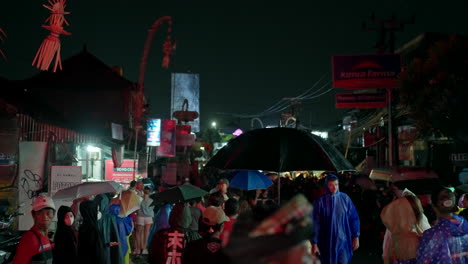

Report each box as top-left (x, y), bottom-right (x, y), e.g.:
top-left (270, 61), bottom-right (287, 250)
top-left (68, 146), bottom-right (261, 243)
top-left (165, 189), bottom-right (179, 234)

top-left (0, 28), bottom-right (6, 61)
top-left (32, 0), bottom-right (71, 72)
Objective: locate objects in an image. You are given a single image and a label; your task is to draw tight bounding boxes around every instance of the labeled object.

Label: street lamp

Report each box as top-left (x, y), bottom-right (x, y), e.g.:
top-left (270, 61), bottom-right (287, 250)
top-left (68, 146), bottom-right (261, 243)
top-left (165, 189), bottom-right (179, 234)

top-left (211, 121), bottom-right (217, 128)
top-left (87, 145), bottom-right (100, 152)
top-left (86, 145), bottom-right (100, 181)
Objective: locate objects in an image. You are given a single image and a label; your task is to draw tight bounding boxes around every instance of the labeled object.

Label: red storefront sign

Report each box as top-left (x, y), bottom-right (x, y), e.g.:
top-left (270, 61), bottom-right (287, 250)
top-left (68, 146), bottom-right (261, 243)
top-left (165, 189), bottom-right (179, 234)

top-left (336, 92), bottom-right (387, 109)
top-left (105, 159), bottom-right (138, 184)
top-left (332, 54), bottom-right (401, 89)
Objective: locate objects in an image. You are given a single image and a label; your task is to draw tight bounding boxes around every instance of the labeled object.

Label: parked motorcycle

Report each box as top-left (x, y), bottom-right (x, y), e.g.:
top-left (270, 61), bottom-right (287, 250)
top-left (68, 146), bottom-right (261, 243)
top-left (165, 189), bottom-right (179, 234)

top-left (0, 203), bottom-right (24, 264)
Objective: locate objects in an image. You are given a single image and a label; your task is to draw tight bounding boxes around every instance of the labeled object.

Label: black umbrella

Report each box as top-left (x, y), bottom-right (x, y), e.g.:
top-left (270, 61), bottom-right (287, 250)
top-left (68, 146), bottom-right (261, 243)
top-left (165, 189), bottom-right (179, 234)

top-left (206, 128), bottom-right (353, 203)
top-left (206, 127), bottom-right (354, 172)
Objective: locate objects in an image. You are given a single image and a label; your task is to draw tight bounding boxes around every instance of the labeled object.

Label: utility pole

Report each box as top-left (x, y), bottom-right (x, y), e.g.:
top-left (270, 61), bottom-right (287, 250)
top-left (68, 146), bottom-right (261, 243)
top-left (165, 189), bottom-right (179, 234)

top-left (363, 12), bottom-right (415, 53)
top-left (362, 12), bottom-right (414, 167)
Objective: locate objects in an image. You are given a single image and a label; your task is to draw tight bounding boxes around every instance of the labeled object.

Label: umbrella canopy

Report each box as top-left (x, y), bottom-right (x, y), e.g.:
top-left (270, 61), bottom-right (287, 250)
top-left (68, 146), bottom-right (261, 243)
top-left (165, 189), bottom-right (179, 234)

top-left (369, 167), bottom-right (439, 182)
top-left (117, 190), bottom-right (141, 217)
top-left (230, 170), bottom-right (273, 190)
top-left (151, 184), bottom-right (208, 204)
top-left (353, 175), bottom-right (377, 191)
top-left (205, 127), bottom-right (354, 172)
top-left (53, 181), bottom-right (123, 200)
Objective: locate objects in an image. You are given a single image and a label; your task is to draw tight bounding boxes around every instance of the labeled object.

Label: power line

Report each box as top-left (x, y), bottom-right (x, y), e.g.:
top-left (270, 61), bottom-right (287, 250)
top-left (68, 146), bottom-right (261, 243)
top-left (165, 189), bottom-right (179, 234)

top-left (259, 73), bottom-right (329, 114)
top-left (217, 76), bottom-right (333, 119)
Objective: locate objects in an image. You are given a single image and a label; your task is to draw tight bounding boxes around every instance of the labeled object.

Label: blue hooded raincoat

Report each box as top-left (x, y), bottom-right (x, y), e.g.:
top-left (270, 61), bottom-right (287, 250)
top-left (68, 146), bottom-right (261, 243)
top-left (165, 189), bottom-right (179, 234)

top-left (416, 214), bottom-right (468, 264)
top-left (109, 204), bottom-right (133, 258)
top-left (311, 175), bottom-right (360, 264)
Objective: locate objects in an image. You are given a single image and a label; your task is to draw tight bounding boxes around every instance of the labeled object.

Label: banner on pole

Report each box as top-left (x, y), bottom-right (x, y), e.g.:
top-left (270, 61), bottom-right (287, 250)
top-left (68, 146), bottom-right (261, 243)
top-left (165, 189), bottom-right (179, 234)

top-left (171, 73), bottom-right (200, 132)
top-left (157, 120), bottom-right (176, 157)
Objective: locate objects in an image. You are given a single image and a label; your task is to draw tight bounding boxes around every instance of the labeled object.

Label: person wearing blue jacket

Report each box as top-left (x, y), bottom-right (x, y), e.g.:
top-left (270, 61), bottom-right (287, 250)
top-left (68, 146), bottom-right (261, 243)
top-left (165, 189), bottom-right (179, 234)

top-left (311, 174), bottom-right (360, 264)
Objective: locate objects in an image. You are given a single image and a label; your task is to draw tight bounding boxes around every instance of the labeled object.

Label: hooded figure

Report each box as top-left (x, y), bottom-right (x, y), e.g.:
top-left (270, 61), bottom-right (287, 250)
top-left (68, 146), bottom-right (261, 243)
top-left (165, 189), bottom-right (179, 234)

top-left (95, 194), bottom-right (123, 264)
top-left (311, 175), bottom-right (360, 264)
top-left (149, 203), bottom-right (195, 264)
top-left (416, 187), bottom-right (468, 264)
top-left (380, 193), bottom-right (431, 264)
top-left (53, 206), bottom-right (77, 264)
top-left (147, 203), bottom-right (173, 246)
top-left (109, 204), bottom-right (133, 261)
top-left (78, 200), bottom-right (106, 264)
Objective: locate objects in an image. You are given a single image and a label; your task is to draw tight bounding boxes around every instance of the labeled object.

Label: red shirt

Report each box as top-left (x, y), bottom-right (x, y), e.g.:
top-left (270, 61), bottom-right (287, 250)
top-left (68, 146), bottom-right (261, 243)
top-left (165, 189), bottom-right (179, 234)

top-left (220, 216), bottom-right (237, 247)
top-left (13, 225), bottom-right (53, 264)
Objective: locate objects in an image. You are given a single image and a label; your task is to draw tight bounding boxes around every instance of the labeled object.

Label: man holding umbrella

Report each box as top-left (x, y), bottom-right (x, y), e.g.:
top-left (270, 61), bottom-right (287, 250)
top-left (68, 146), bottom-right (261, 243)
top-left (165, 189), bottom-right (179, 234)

top-left (311, 175), bottom-right (360, 264)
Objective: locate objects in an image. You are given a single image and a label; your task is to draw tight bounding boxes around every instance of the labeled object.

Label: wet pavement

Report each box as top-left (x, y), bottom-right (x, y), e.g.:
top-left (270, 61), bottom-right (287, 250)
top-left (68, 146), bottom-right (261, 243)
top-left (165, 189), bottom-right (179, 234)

top-left (130, 254), bottom-right (148, 264)
top-left (130, 250), bottom-right (383, 263)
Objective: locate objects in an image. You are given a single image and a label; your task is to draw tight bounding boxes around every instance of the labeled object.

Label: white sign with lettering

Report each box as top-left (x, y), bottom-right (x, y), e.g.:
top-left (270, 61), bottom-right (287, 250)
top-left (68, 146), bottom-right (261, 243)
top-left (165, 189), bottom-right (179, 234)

top-left (49, 166), bottom-right (82, 195)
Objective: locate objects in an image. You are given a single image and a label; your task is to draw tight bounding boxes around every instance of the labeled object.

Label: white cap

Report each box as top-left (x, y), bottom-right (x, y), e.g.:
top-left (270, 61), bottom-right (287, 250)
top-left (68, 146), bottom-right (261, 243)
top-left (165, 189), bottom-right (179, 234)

top-left (202, 206), bottom-right (230, 225)
top-left (32, 195), bottom-right (56, 212)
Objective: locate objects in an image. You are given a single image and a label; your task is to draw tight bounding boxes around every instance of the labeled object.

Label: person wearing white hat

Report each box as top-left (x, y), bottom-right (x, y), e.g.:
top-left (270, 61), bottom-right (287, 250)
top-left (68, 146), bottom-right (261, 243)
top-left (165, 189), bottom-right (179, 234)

top-left (13, 195), bottom-right (56, 264)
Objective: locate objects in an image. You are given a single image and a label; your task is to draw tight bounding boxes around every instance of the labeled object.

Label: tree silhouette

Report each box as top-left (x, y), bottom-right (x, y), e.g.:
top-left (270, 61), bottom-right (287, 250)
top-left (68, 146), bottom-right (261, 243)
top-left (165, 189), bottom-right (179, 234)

top-left (399, 36), bottom-right (468, 141)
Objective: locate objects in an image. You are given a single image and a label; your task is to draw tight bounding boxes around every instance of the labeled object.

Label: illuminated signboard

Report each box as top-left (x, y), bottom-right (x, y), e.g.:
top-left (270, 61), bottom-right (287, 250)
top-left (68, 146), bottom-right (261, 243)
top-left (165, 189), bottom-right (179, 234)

top-left (147, 119), bottom-right (161, 146)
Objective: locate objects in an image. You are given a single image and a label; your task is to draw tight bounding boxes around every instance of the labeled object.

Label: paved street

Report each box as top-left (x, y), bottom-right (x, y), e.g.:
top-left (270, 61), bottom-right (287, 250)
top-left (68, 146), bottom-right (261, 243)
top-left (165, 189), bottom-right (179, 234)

top-left (130, 249), bottom-right (383, 263)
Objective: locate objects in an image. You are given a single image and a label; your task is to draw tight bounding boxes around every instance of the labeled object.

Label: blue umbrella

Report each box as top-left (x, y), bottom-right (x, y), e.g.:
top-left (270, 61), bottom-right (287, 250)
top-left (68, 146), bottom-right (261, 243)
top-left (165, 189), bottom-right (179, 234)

top-left (229, 170), bottom-right (273, 190)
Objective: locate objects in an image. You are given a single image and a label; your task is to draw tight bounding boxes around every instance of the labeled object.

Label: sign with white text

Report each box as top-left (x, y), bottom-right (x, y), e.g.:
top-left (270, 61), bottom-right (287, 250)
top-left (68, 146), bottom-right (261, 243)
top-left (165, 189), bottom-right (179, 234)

top-left (336, 92), bottom-right (387, 109)
top-left (49, 166), bottom-right (82, 196)
top-left (105, 159), bottom-right (138, 184)
top-left (332, 54), bottom-right (401, 89)
top-left (147, 119), bottom-right (161, 146)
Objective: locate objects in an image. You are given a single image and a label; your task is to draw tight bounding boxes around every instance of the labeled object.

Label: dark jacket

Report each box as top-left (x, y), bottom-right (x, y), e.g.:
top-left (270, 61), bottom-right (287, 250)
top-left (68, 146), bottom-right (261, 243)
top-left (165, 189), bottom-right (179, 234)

top-left (149, 203), bottom-right (200, 264)
top-left (53, 206), bottom-right (77, 264)
top-left (78, 200), bottom-right (106, 264)
top-left (183, 236), bottom-right (230, 264)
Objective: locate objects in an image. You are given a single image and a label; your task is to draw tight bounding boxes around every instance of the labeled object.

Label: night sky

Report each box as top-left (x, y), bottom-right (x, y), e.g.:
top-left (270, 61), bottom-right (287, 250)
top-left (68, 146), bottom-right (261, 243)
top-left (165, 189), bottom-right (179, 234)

top-left (1, 0), bottom-right (468, 131)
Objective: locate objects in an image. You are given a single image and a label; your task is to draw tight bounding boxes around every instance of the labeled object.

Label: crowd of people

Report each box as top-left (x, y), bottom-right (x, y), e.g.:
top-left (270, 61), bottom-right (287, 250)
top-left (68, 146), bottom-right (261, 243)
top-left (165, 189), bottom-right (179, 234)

top-left (10, 173), bottom-right (468, 264)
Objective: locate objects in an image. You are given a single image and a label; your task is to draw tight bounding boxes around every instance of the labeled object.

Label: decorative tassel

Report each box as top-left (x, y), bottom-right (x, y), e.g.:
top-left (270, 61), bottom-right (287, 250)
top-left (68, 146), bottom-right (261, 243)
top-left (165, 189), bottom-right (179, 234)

top-left (32, 0), bottom-right (71, 72)
top-left (161, 21), bottom-right (175, 69)
top-left (161, 38), bottom-right (175, 69)
top-left (0, 28), bottom-right (6, 61)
